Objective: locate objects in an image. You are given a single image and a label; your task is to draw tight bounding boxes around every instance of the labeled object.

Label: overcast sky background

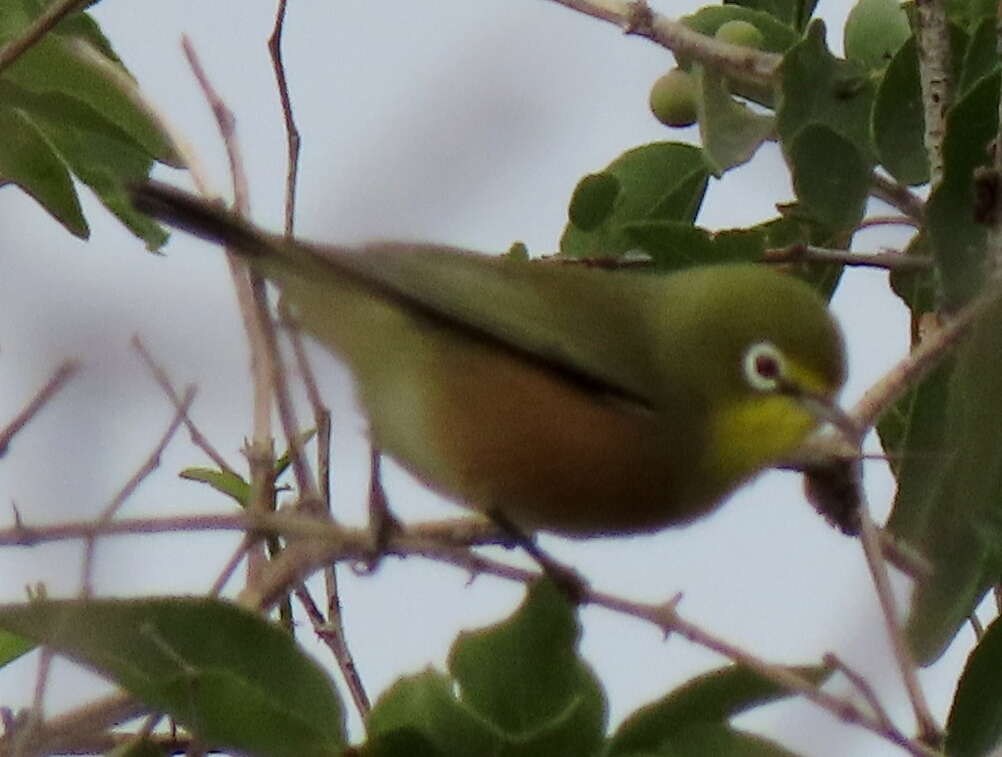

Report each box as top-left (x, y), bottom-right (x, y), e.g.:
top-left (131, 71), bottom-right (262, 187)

top-left (0, 2), bottom-right (978, 755)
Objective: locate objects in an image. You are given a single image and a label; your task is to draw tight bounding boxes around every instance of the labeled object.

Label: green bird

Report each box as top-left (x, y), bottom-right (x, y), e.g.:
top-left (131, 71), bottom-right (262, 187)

top-left (131, 182), bottom-right (846, 537)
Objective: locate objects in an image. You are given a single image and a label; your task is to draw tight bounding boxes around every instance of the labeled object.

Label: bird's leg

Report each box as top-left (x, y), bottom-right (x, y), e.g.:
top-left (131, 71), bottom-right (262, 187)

top-left (488, 510), bottom-right (589, 604)
top-left (354, 448), bottom-right (402, 574)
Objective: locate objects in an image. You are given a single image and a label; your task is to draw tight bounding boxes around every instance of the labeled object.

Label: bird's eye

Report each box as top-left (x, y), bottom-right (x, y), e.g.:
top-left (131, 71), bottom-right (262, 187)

top-left (743, 341), bottom-right (787, 392)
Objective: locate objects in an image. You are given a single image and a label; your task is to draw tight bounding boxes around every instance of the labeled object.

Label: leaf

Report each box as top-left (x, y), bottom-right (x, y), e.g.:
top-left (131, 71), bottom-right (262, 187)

top-left (3, 34), bottom-right (176, 164)
top-left (843, 0), bottom-right (911, 70)
top-left (106, 738), bottom-right (169, 757)
top-left (0, 628), bottom-right (34, 668)
top-left (946, 616), bottom-right (1002, 757)
top-left (661, 722), bottom-right (801, 756)
top-left (890, 299), bottom-right (1002, 663)
top-left (0, 105), bottom-right (86, 236)
top-left (180, 467), bottom-right (251, 505)
top-left (872, 37), bottom-right (927, 186)
top-left (925, 71), bottom-right (999, 308)
top-left (1, 82), bottom-right (167, 246)
top-left (608, 663), bottom-right (831, 755)
top-left (718, 0), bottom-right (816, 33)
top-left (777, 20), bottom-right (877, 163)
top-left (0, 598), bottom-right (346, 757)
top-left (682, 6), bottom-right (800, 54)
top-left (873, 25), bottom-right (968, 187)
top-left (559, 143), bottom-right (709, 258)
top-left (448, 580), bottom-right (606, 754)
top-left (0, 2), bottom-right (181, 245)
top-left (957, 17), bottom-right (999, 96)
top-left (621, 222), bottom-right (763, 271)
top-left (695, 65), bottom-right (775, 175)
top-left (786, 124), bottom-right (870, 230)
top-left (366, 582), bottom-right (605, 756)
top-left (366, 670), bottom-right (498, 757)
top-left (568, 173), bottom-right (621, 231)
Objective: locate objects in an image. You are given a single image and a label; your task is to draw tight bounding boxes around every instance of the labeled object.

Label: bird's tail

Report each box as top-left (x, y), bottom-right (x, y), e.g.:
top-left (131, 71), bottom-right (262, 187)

top-left (129, 181), bottom-right (271, 256)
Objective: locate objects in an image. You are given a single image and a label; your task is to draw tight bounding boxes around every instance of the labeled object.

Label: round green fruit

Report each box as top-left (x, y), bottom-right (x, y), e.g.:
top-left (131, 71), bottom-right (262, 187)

top-left (649, 69), bottom-right (698, 128)
top-left (714, 20), bottom-right (765, 50)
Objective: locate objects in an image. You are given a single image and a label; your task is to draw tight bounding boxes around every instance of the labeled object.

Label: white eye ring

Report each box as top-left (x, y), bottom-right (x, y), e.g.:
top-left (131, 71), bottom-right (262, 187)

top-left (743, 341), bottom-right (787, 392)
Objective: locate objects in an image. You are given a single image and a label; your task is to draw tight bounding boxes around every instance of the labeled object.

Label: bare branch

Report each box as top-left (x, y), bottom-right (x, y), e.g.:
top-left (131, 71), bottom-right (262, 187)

top-left (0, 360), bottom-right (80, 458)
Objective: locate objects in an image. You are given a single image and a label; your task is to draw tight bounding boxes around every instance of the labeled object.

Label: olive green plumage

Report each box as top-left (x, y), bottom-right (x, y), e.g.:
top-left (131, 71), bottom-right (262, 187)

top-left (131, 182), bottom-right (846, 536)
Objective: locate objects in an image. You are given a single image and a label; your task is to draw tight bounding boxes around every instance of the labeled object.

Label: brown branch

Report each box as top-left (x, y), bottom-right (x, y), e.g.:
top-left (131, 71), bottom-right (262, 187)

top-left (544, 0), bottom-right (781, 87)
top-left (870, 173), bottom-right (926, 222)
top-left (763, 243), bottom-right (930, 271)
top-left (268, 0), bottom-right (301, 238)
top-left (0, 360), bottom-right (80, 458)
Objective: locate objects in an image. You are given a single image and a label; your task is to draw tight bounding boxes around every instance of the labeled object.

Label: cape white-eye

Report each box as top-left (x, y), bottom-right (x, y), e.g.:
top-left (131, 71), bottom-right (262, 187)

top-left (131, 182), bottom-right (846, 537)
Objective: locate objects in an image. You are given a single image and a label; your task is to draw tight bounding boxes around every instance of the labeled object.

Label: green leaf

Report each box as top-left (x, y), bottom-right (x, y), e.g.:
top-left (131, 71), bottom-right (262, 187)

top-left (925, 71), bottom-right (999, 308)
top-left (3, 34), bottom-right (176, 165)
top-left (0, 598), bottom-right (346, 757)
top-left (106, 738), bottom-right (169, 757)
top-left (957, 17), bottom-right (999, 96)
top-left (1, 82), bottom-right (167, 246)
top-left (777, 20), bottom-right (877, 163)
top-left (720, 0), bottom-right (817, 32)
top-left (661, 722), bottom-right (801, 756)
top-left (621, 222), bottom-right (763, 271)
top-left (682, 6), bottom-right (800, 54)
top-left (872, 36), bottom-right (928, 186)
top-left (559, 143), bottom-right (709, 258)
top-left (945, 0), bottom-right (996, 32)
top-left (180, 467), bottom-right (251, 505)
top-left (873, 25), bottom-right (967, 186)
top-left (366, 670), bottom-right (498, 757)
top-left (568, 173), bottom-right (621, 232)
top-left (0, 628), bottom-right (34, 668)
top-left (893, 300), bottom-right (1002, 663)
top-left (448, 580), bottom-right (606, 754)
top-left (608, 663), bottom-right (831, 755)
top-left (946, 616), bottom-right (1002, 756)
top-left (749, 214), bottom-right (843, 296)
top-left (695, 65), bottom-right (775, 175)
top-left (0, 105), bottom-right (86, 236)
top-left (843, 0), bottom-right (911, 70)
top-left (786, 124), bottom-right (870, 230)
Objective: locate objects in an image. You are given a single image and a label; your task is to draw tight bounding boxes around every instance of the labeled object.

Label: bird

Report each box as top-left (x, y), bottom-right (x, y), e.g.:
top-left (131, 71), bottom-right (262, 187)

top-left (130, 181), bottom-right (846, 537)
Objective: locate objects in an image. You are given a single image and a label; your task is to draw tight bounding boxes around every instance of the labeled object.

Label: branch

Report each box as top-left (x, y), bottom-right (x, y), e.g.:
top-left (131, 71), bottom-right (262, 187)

top-left (544, 0), bottom-right (781, 87)
top-left (0, 360), bottom-right (79, 458)
top-left (913, 0), bottom-right (952, 187)
top-left (763, 243), bottom-right (930, 271)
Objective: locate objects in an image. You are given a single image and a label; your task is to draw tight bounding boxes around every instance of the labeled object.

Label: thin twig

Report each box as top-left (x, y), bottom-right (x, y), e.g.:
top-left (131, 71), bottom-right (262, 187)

top-left (79, 388), bottom-right (196, 597)
top-left (294, 586), bottom-right (371, 717)
top-left (824, 652), bottom-right (898, 732)
top-left (851, 282), bottom-right (1002, 430)
top-left (131, 336), bottom-right (235, 476)
top-left (859, 500), bottom-right (941, 744)
top-left (856, 215), bottom-right (923, 232)
top-left (0, 0), bottom-right (87, 74)
top-left (181, 36), bottom-right (283, 591)
top-left (0, 693), bottom-right (144, 757)
top-left (0, 360), bottom-right (80, 458)
top-left (763, 244), bottom-right (931, 271)
top-left (268, 0), bottom-right (301, 238)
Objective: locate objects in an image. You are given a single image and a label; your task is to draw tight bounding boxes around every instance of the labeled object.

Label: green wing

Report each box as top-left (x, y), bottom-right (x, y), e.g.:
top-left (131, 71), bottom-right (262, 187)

top-left (281, 240), bottom-right (665, 410)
